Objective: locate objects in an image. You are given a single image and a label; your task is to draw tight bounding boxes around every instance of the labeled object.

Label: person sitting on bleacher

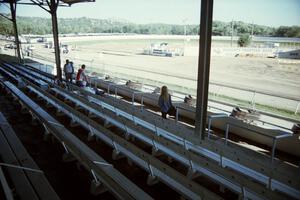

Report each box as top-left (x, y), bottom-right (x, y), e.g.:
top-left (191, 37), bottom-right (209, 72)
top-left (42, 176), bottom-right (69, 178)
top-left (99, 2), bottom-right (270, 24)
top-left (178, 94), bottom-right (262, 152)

top-left (152, 87), bottom-right (160, 94)
top-left (76, 64), bottom-right (88, 87)
top-left (53, 75), bottom-right (66, 88)
top-left (292, 123), bottom-right (300, 134)
top-left (184, 94), bottom-right (193, 106)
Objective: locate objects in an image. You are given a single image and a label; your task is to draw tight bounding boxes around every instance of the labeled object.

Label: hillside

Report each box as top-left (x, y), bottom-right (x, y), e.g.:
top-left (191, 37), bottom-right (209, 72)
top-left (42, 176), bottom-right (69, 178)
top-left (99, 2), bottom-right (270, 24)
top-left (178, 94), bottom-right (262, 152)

top-left (0, 16), bottom-right (299, 37)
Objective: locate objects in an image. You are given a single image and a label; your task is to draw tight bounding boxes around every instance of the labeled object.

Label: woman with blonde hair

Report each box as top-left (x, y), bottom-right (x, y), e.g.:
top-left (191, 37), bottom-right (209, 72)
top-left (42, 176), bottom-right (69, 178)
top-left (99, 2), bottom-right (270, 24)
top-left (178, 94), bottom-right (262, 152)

top-left (158, 86), bottom-right (175, 119)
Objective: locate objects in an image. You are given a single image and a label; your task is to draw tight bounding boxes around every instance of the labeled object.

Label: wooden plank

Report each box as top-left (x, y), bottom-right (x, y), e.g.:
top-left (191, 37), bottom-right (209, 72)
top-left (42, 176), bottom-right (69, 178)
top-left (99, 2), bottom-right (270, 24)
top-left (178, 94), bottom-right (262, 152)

top-left (53, 86), bottom-right (288, 199)
top-left (6, 62), bottom-right (299, 190)
top-left (3, 81), bottom-right (153, 200)
top-left (73, 84), bottom-right (300, 190)
top-left (0, 128), bottom-right (39, 200)
top-left (0, 156), bottom-right (14, 200)
top-left (0, 112), bottom-right (60, 200)
top-left (30, 82), bottom-right (222, 200)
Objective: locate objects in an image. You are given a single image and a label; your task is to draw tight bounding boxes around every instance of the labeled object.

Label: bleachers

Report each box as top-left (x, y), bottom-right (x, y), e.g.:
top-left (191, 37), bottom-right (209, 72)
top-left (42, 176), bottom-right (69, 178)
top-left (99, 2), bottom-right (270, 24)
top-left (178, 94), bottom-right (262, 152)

top-left (0, 61), bottom-right (299, 199)
top-left (49, 83), bottom-right (288, 200)
top-left (0, 80), bottom-right (154, 200)
top-left (71, 81), bottom-right (300, 191)
top-left (26, 72), bottom-right (221, 200)
top-left (0, 112), bottom-right (59, 200)
top-left (91, 77), bottom-right (299, 156)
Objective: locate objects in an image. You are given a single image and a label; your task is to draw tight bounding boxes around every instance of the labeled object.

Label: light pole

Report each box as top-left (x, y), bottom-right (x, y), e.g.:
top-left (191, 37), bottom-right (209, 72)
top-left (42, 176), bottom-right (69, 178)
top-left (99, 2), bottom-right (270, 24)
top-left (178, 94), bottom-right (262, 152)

top-left (182, 18), bottom-right (188, 55)
top-left (183, 18), bottom-right (188, 36)
top-left (231, 19), bottom-right (234, 47)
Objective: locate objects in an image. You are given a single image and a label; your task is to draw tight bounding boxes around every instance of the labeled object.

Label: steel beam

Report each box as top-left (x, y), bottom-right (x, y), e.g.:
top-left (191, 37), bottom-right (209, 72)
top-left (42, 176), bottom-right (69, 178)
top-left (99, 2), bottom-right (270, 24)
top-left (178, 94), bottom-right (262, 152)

top-left (50, 0), bottom-right (62, 80)
top-left (9, 0), bottom-right (22, 63)
top-left (195, 0), bottom-right (214, 139)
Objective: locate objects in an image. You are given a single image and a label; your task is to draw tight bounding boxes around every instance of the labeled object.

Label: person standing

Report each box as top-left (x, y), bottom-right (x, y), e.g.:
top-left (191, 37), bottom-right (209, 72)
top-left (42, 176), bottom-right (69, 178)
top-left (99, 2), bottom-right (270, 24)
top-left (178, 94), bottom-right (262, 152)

top-left (76, 64), bottom-right (88, 87)
top-left (63, 59), bottom-right (74, 82)
top-left (158, 86), bottom-right (176, 119)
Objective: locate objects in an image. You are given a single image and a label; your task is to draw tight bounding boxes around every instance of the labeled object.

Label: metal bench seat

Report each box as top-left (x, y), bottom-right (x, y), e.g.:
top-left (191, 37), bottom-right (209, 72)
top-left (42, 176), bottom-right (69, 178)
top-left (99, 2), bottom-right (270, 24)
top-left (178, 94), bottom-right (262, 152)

top-left (2, 63), bottom-right (49, 90)
top-left (3, 62), bottom-right (300, 198)
top-left (49, 84), bottom-right (290, 200)
top-left (71, 84), bottom-right (300, 198)
top-left (0, 112), bottom-right (59, 200)
top-left (26, 79), bottom-right (222, 200)
top-left (1, 80), bottom-right (153, 200)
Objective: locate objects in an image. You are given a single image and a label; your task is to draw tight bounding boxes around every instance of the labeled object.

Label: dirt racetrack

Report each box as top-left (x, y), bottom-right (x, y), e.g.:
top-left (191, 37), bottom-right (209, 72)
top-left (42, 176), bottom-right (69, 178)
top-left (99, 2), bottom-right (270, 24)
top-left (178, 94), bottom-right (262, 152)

top-left (1, 36), bottom-right (300, 113)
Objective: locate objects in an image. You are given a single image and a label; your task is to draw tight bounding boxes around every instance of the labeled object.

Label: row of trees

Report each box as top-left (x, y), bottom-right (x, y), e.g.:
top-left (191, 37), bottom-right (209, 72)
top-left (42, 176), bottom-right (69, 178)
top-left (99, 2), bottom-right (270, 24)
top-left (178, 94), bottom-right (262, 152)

top-left (1, 16), bottom-right (299, 37)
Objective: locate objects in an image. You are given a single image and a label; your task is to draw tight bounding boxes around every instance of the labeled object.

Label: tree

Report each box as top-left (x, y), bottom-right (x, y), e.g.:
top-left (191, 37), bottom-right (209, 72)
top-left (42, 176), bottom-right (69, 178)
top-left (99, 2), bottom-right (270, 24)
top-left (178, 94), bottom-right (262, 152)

top-left (237, 34), bottom-right (251, 47)
top-left (1, 16), bottom-right (299, 37)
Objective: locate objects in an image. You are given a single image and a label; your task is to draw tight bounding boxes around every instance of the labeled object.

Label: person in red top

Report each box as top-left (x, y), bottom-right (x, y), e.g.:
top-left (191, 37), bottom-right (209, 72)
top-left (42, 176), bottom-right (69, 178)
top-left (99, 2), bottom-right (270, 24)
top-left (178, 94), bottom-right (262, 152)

top-left (76, 64), bottom-right (88, 87)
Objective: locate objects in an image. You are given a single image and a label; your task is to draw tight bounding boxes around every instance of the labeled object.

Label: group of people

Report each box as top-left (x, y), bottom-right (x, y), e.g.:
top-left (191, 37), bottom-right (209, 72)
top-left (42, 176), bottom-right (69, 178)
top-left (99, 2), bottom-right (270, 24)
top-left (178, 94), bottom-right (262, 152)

top-left (63, 59), bottom-right (88, 87)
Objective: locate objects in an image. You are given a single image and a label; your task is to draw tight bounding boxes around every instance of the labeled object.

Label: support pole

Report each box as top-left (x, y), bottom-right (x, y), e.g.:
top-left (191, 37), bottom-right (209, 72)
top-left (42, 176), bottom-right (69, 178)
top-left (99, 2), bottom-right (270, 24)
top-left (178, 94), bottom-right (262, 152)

top-left (50, 0), bottom-right (62, 80)
top-left (194, 0), bottom-right (214, 139)
top-left (9, 0), bottom-right (21, 63)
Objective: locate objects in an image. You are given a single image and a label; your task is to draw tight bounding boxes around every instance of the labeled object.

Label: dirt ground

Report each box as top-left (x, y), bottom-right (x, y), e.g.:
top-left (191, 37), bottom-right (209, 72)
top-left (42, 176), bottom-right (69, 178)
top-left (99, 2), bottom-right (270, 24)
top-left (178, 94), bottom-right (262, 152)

top-left (1, 36), bottom-right (300, 112)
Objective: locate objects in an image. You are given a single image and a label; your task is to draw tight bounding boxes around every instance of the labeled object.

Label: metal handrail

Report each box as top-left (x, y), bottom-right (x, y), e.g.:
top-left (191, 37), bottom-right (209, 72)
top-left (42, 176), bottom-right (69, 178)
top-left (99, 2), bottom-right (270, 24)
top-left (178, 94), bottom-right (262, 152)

top-left (224, 117), bottom-right (293, 164)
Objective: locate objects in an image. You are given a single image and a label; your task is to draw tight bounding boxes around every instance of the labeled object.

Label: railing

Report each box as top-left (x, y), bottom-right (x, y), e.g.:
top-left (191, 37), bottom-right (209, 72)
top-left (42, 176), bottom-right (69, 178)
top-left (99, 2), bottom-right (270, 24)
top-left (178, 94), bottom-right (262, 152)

top-left (223, 118), bottom-right (292, 164)
top-left (19, 54), bottom-right (300, 128)
top-left (86, 61), bottom-right (300, 116)
top-left (21, 52), bottom-right (300, 115)
top-left (5, 57), bottom-right (297, 135)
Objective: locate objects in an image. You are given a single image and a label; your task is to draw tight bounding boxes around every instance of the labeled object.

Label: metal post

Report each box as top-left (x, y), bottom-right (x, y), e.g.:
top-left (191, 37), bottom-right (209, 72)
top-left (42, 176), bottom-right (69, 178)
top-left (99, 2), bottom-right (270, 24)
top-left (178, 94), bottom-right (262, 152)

top-left (208, 118), bottom-right (212, 139)
top-left (194, 0), bottom-right (214, 139)
top-left (225, 124), bottom-right (229, 145)
top-left (141, 96), bottom-right (144, 111)
top-left (107, 84), bottom-right (110, 94)
top-left (295, 101), bottom-right (300, 115)
top-left (251, 91), bottom-right (256, 109)
top-left (9, 0), bottom-right (21, 63)
top-left (50, 0), bottom-right (62, 80)
top-left (175, 107), bottom-right (179, 122)
top-left (132, 92), bottom-right (135, 105)
top-left (271, 138), bottom-right (277, 165)
top-left (231, 20), bottom-right (234, 47)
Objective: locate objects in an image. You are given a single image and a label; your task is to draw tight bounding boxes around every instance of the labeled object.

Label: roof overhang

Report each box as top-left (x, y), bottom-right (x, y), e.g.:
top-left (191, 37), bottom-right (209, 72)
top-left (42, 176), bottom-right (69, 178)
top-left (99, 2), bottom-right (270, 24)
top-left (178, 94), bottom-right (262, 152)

top-left (61, 0), bottom-right (95, 5)
top-left (0, 0), bottom-right (95, 6)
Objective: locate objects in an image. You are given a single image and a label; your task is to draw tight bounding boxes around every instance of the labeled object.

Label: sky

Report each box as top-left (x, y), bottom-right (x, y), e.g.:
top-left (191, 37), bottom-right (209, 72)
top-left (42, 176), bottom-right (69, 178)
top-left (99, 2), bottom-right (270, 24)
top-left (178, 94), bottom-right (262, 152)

top-left (1, 0), bottom-right (300, 27)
